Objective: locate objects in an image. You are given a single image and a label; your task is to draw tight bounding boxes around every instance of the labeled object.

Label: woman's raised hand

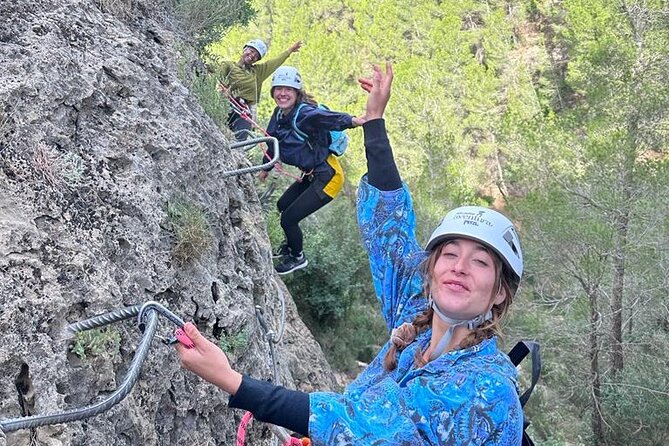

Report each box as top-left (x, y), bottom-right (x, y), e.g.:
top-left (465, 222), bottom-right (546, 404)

top-left (357, 62), bottom-right (393, 122)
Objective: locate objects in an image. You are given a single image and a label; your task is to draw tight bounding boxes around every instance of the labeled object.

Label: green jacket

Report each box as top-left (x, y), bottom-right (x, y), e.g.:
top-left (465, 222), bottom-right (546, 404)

top-left (219, 49), bottom-right (292, 105)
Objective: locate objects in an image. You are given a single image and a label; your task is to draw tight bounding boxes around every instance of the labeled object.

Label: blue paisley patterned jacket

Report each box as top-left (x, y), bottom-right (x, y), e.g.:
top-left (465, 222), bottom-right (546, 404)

top-left (308, 176), bottom-right (524, 445)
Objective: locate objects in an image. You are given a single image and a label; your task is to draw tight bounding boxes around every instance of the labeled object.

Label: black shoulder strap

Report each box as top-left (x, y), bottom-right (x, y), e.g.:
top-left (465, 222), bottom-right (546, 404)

top-left (508, 340), bottom-right (541, 407)
top-left (509, 341), bottom-right (541, 446)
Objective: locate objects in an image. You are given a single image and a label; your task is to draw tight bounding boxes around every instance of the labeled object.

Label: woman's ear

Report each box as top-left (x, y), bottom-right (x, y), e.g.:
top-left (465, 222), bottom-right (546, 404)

top-left (493, 287), bottom-right (507, 306)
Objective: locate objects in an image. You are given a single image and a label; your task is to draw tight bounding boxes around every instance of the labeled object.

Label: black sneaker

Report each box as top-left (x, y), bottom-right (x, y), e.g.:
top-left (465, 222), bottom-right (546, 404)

top-left (272, 242), bottom-right (290, 259)
top-left (275, 253), bottom-right (308, 275)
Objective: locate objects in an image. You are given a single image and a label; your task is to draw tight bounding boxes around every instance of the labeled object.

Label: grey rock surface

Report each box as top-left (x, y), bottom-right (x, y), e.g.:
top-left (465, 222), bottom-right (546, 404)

top-left (0, 1), bottom-right (336, 444)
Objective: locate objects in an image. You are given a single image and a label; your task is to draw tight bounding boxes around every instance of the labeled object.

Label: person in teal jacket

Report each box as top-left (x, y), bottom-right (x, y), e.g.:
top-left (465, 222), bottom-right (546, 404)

top-left (176, 63), bottom-right (525, 445)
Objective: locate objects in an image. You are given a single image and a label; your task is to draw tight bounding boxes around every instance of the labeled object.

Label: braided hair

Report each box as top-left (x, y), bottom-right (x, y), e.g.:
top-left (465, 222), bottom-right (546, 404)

top-left (383, 239), bottom-right (516, 371)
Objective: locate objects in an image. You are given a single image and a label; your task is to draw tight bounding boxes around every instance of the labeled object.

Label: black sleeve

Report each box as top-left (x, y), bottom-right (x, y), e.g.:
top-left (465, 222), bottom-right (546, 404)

top-left (363, 118), bottom-right (402, 191)
top-left (228, 375), bottom-right (310, 436)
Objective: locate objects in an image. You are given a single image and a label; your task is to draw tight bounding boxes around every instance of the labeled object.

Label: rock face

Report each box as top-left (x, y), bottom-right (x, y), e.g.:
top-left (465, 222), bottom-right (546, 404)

top-left (0, 1), bottom-right (335, 444)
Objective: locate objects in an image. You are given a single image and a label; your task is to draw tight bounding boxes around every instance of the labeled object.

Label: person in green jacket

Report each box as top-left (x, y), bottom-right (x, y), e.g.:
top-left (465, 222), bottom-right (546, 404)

top-left (216, 39), bottom-right (303, 140)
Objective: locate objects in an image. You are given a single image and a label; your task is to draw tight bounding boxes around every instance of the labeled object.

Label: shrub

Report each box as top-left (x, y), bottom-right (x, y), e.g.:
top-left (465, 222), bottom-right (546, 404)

top-left (167, 195), bottom-right (212, 263)
top-left (169, 0), bottom-right (255, 53)
top-left (70, 328), bottom-right (122, 360)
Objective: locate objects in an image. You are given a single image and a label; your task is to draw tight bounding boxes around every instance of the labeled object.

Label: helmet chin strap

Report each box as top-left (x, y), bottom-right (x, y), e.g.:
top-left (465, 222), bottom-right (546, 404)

top-left (429, 300), bottom-right (493, 361)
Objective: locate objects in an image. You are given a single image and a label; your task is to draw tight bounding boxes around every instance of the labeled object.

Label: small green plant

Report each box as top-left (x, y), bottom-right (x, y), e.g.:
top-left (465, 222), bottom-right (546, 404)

top-left (70, 328), bottom-right (122, 360)
top-left (217, 331), bottom-right (249, 355)
top-left (167, 195), bottom-right (212, 263)
top-left (190, 68), bottom-right (232, 130)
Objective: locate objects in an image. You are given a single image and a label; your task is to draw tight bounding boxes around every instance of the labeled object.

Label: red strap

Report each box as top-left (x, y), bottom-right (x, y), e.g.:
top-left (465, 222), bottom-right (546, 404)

top-left (236, 411), bottom-right (254, 446)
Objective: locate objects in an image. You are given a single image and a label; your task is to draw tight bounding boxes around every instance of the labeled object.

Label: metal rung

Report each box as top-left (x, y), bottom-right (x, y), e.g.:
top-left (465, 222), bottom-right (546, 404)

top-left (221, 136), bottom-right (279, 178)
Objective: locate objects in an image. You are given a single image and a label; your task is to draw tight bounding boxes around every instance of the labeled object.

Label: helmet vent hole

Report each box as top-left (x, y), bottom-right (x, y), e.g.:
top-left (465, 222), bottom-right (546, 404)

top-left (503, 230), bottom-right (520, 258)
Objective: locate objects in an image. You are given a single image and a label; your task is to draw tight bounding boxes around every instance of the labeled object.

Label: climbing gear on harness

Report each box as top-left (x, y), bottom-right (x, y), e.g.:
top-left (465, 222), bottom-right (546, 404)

top-left (237, 411), bottom-right (306, 446)
top-left (236, 411), bottom-right (254, 446)
top-left (173, 328), bottom-right (195, 348)
top-left (0, 302), bottom-right (187, 434)
top-left (275, 252), bottom-right (308, 275)
top-left (508, 341), bottom-right (541, 446)
top-left (425, 206), bottom-right (523, 284)
top-left (271, 66), bottom-right (302, 90)
top-left (258, 180), bottom-right (277, 210)
top-left (291, 103), bottom-right (349, 157)
top-left (244, 39), bottom-right (267, 59)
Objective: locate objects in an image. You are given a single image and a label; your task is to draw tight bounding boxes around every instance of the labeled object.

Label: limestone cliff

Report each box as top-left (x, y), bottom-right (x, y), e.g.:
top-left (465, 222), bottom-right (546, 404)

top-left (0, 1), bottom-right (336, 444)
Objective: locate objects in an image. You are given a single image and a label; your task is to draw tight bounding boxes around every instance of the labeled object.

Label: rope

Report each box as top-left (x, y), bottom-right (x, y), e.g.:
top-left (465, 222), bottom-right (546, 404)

top-left (237, 412), bottom-right (303, 446)
top-left (236, 411), bottom-right (253, 446)
top-left (0, 301), bottom-right (187, 433)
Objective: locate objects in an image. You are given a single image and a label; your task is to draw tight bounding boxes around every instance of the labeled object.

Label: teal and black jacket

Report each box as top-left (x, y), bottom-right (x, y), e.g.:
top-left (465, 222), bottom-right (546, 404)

top-left (231, 119), bottom-right (524, 445)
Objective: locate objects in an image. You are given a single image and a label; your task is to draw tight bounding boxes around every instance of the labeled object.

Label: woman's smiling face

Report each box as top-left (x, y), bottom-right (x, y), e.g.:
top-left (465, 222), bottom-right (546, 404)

top-left (430, 238), bottom-right (506, 321)
top-left (272, 86), bottom-right (298, 112)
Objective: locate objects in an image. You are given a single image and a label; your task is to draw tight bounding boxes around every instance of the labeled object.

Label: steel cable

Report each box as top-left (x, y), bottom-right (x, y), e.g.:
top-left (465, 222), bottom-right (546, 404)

top-left (0, 311), bottom-right (158, 433)
top-left (0, 301), bottom-right (187, 433)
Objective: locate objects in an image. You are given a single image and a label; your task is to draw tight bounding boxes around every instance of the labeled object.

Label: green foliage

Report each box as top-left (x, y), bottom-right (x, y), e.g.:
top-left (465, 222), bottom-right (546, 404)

top-left (70, 328), bottom-right (121, 360)
top-left (313, 299), bottom-right (388, 374)
top-left (190, 67), bottom-right (233, 130)
top-left (200, 0), bottom-right (669, 443)
top-left (599, 337), bottom-right (669, 445)
top-left (170, 0), bottom-right (256, 53)
top-left (217, 331), bottom-right (249, 355)
top-left (167, 195), bottom-right (212, 263)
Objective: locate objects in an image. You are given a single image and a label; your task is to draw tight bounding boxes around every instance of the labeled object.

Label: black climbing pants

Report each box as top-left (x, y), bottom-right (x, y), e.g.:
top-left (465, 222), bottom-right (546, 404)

top-left (277, 175), bottom-right (333, 256)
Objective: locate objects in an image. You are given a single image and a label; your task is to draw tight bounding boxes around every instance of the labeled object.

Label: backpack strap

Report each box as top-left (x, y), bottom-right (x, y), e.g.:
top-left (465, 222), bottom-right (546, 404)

top-left (508, 340), bottom-right (541, 407)
top-left (509, 341), bottom-right (540, 446)
top-left (291, 103), bottom-right (309, 142)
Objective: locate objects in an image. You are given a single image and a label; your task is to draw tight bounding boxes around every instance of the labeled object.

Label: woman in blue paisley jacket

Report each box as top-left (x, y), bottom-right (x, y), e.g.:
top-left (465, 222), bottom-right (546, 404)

top-left (177, 63), bottom-right (525, 445)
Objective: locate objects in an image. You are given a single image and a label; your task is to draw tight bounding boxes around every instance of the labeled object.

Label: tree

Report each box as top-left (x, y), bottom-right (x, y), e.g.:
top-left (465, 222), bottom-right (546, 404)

top-left (512, 0), bottom-right (669, 444)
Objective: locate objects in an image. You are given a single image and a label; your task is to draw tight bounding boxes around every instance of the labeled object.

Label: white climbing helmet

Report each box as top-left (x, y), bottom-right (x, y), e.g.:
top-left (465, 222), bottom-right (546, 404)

top-left (271, 66), bottom-right (303, 90)
top-left (244, 39), bottom-right (267, 59)
top-left (426, 206), bottom-right (523, 283)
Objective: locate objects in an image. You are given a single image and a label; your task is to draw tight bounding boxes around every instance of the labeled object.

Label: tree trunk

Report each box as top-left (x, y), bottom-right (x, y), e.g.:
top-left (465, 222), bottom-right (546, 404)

top-left (609, 200), bottom-right (628, 374)
top-left (589, 285), bottom-right (605, 445)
